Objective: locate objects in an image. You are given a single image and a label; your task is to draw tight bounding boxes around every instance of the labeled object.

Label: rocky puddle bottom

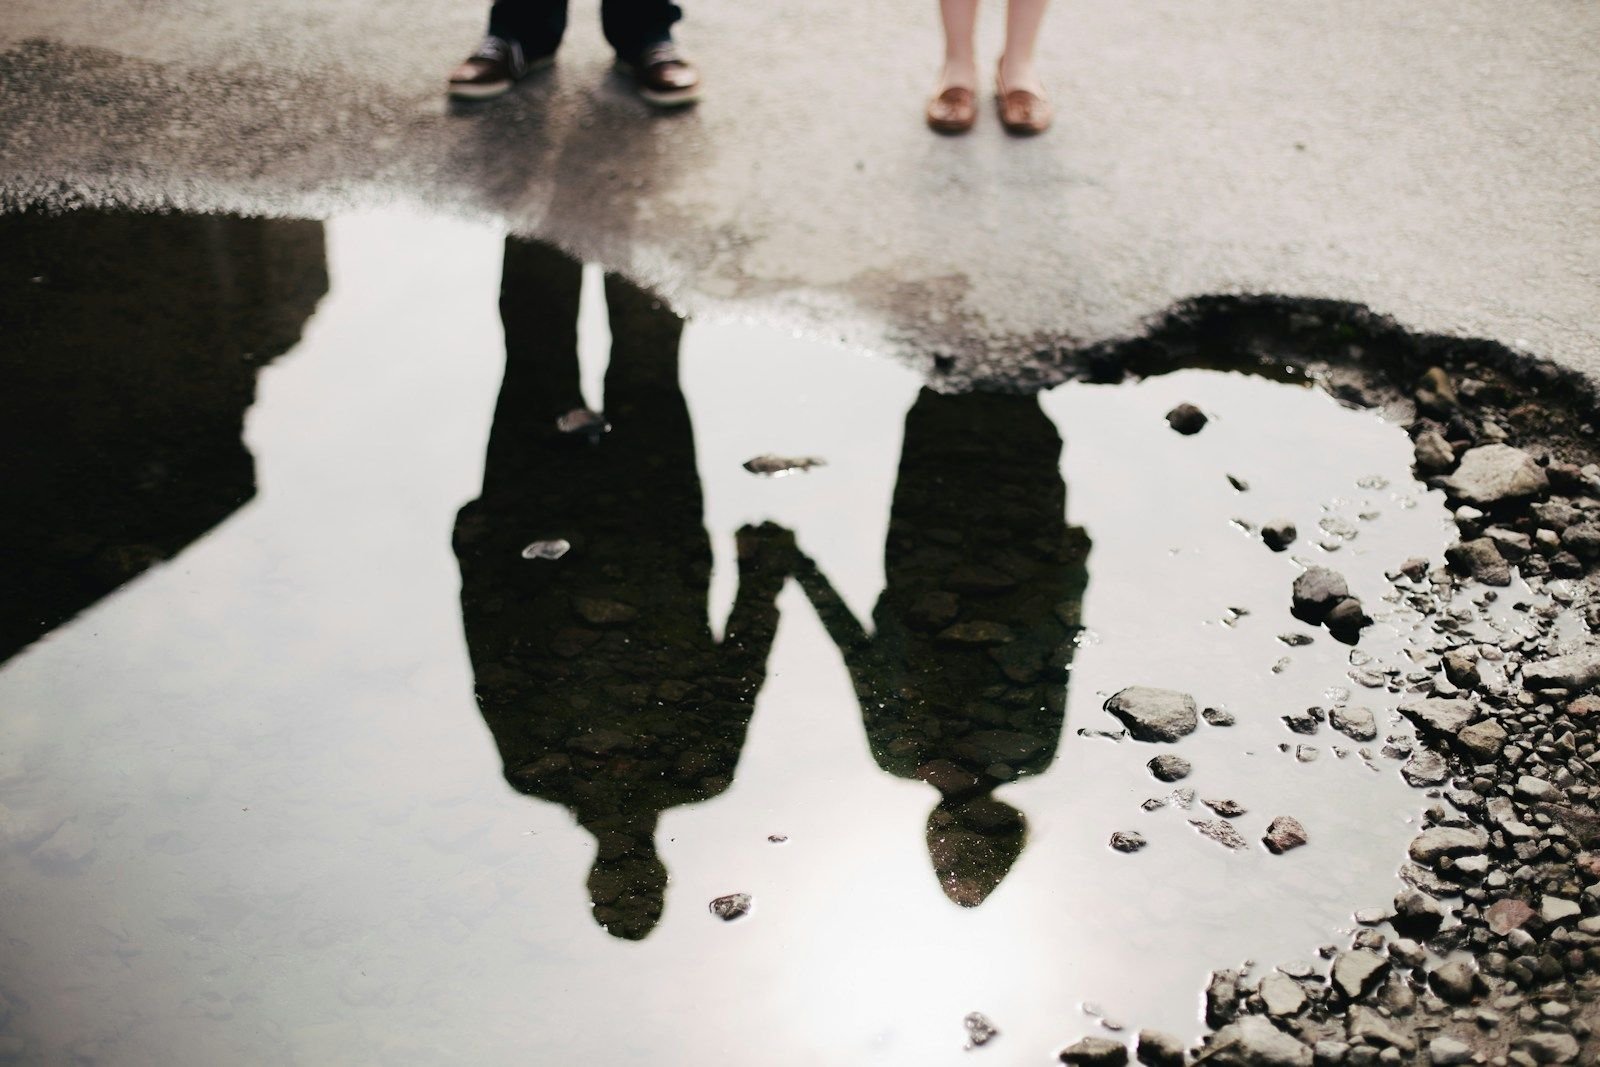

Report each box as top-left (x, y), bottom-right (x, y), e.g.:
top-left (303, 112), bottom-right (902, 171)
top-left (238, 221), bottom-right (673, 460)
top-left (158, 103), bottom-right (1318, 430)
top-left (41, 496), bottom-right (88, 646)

top-left (0, 210), bottom-right (1598, 1066)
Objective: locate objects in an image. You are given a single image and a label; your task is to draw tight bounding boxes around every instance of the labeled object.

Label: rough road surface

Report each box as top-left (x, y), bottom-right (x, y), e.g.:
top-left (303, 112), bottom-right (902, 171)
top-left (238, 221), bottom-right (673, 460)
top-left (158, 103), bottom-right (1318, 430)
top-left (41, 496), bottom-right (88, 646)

top-left (1, 0), bottom-right (1597, 384)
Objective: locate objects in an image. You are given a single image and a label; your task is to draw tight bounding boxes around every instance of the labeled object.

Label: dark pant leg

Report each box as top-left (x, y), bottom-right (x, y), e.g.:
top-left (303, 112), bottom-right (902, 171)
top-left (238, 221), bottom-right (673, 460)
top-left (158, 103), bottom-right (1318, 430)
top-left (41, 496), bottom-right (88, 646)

top-left (487, 0), bottom-right (569, 54)
top-left (599, 0), bottom-right (683, 59)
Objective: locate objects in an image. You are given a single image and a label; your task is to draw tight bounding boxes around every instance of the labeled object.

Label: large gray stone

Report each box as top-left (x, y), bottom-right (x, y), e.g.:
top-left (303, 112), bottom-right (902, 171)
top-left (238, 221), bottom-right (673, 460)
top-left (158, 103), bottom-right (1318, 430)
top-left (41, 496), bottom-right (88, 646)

top-left (1523, 645), bottom-right (1600, 692)
top-left (1291, 567), bottom-right (1349, 623)
top-left (1440, 444), bottom-right (1550, 506)
top-left (1331, 950), bottom-right (1389, 1000)
top-left (1456, 718), bottom-right (1507, 761)
top-left (1197, 1016), bottom-right (1312, 1067)
top-left (1409, 825), bottom-right (1489, 864)
top-left (1059, 1036), bottom-right (1129, 1066)
top-left (1105, 687), bottom-right (1199, 743)
top-left (1329, 706), bottom-right (1377, 741)
top-left (1258, 973), bottom-right (1307, 1017)
top-left (1399, 698), bottom-right (1477, 738)
top-left (1345, 1005), bottom-right (1415, 1052)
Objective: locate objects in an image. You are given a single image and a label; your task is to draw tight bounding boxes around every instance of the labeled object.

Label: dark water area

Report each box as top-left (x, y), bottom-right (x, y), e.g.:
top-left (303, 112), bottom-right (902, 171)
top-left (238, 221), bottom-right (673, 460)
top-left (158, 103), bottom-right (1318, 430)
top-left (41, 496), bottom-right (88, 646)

top-left (0, 211), bottom-right (1470, 1064)
top-left (0, 211), bottom-right (326, 665)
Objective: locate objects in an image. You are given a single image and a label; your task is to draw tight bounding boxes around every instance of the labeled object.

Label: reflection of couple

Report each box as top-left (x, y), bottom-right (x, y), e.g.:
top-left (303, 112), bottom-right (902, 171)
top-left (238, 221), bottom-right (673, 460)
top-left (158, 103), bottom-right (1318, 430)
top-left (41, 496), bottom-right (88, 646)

top-left (454, 239), bottom-right (1090, 940)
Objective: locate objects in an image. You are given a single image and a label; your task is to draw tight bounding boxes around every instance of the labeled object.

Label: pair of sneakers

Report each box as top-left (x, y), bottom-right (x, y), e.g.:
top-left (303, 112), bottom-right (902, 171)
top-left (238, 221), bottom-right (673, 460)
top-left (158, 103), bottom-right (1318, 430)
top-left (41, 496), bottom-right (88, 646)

top-left (448, 36), bottom-right (700, 107)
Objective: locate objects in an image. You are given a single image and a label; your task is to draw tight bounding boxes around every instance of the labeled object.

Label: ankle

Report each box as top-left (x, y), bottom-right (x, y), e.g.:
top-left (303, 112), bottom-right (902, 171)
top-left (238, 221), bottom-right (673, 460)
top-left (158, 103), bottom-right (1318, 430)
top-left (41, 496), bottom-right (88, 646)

top-left (939, 56), bottom-right (978, 89)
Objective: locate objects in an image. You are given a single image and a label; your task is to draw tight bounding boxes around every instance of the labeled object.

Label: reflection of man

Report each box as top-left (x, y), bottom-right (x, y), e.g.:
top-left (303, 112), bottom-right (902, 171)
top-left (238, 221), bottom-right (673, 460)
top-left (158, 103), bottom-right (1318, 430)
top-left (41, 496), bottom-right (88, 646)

top-left (454, 239), bottom-right (786, 940)
top-left (447, 0), bottom-right (700, 106)
top-left (796, 389), bottom-right (1090, 906)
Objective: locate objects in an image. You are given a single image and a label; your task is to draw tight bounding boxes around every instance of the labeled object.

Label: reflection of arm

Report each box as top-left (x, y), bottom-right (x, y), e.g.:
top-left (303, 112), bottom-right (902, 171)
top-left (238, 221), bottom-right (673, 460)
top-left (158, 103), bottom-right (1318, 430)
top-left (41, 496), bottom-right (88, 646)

top-left (790, 548), bottom-right (871, 677)
top-left (716, 523), bottom-right (791, 691)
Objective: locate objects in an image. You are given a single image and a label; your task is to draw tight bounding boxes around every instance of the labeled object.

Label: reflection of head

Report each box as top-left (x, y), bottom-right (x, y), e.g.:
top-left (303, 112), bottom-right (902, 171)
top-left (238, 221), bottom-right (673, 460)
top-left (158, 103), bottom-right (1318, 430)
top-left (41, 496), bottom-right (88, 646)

top-left (456, 238), bottom-right (786, 942)
top-left (582, 814), bottom-right (667, 941)
top-left (927, 797), bottom-right (1026, 908)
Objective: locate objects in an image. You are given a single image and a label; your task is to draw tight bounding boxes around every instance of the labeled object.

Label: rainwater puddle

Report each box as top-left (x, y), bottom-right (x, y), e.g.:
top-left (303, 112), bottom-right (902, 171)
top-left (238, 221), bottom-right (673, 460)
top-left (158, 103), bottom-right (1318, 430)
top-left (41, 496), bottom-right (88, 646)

top-left (0, 210), bottom-right (1467, 1065)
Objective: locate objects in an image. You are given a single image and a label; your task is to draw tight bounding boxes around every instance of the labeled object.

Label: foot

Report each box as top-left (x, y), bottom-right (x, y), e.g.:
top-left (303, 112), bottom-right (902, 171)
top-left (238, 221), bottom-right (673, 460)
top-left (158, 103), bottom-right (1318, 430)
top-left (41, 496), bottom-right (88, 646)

top-left (447, 36), bottom-right (553, 100)
top-left (927, 59), bottom-right (978, 134)
top-left (617, 41), bottom-right (701, 107)
top-left (995, 57), bottom-right (1051, 135)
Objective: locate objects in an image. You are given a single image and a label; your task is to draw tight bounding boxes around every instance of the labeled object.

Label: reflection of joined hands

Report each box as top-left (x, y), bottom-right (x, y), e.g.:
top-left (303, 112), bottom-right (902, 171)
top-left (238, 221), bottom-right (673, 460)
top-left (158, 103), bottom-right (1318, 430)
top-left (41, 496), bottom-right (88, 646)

top-left (734, 521), bottom-right (798, 568)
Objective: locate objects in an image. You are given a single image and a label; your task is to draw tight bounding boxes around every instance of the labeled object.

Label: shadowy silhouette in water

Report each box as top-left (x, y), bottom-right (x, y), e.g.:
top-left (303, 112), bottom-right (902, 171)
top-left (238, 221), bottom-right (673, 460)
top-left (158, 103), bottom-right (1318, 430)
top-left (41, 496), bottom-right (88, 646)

top-left (0, 211), bottom-right (327, 665)
top-left (454, 239), bottom-right (788, 940)
top-left (795, 388), bottom-right (1090, 906)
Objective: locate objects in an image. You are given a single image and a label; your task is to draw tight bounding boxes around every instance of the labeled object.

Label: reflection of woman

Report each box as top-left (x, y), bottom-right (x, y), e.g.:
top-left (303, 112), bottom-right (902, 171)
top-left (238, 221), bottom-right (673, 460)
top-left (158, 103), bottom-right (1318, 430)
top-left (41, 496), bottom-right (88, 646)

top-left (926, 0), bottom-right (1054, 135)
top-left (795, 389), bottom-right (1090, 906)
top-left (454, 239), bottom-right (788, 940)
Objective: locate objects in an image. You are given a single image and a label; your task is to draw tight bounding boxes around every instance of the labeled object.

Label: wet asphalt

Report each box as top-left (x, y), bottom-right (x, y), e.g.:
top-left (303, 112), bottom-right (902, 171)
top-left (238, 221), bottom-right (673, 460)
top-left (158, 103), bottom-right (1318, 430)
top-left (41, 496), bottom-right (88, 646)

top-left (1, 0), bottom-right (1597, 385)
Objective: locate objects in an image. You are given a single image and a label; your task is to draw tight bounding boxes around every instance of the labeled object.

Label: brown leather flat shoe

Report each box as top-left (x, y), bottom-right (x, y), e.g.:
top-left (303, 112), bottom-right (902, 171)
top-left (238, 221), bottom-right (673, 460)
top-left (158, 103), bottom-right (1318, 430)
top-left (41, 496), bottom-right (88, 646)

top-left (925, 87), bottom-right (977, 134)
top-left (995, 67), bottom-right (1052, 136)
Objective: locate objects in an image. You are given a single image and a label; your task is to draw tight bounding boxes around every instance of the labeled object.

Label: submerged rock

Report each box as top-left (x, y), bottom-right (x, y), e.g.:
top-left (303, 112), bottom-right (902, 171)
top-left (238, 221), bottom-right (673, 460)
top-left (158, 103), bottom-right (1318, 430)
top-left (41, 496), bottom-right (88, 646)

top-left (1105, 687), bottom-right (1199, 742)
top-left (1440, 443), bottom-right (1549, 506)
top-left (1165, 403), bottom-right (1208, 435)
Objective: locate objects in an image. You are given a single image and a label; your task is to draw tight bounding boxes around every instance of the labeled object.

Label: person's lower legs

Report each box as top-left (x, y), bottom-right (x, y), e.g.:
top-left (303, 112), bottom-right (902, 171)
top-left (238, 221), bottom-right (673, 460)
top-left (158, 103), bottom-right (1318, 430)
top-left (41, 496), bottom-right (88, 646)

top-left (999, 0), bottom-right (1049, 94)
top-left (487, 0), bottom-right (569, 54)
top-left (600, 0), bottom-right (683, 59)
top-left (937, 0), bottom-right (980, 90)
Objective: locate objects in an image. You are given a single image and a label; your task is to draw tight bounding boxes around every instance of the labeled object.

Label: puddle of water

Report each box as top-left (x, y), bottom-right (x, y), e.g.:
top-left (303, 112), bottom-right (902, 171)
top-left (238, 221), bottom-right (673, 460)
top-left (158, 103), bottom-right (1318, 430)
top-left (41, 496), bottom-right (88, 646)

top-left (0, 210), bottom-right (1461, 1065)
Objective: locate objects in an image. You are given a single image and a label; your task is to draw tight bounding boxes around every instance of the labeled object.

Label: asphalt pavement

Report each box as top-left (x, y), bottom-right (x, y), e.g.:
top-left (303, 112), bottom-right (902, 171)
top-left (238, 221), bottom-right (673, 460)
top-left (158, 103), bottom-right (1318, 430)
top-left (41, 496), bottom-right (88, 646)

top-left (2, 0), bottom-right (1597, 386)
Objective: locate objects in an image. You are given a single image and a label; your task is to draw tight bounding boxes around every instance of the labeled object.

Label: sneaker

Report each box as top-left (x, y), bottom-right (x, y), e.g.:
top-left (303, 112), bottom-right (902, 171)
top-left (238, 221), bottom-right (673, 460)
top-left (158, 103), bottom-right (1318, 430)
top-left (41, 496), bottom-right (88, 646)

top-left (447, 36), bottom-right (553, 100)
top-left (616, 41), bottom-right (701, 107)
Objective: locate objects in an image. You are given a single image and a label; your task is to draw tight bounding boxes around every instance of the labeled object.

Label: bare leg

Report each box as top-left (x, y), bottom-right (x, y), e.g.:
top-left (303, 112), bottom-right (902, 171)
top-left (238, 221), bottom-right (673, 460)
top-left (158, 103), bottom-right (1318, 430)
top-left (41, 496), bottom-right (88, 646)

top-left (937, 0), bottom-right (980, 91)
top-left (999, 0), bottom-right (1049, 95)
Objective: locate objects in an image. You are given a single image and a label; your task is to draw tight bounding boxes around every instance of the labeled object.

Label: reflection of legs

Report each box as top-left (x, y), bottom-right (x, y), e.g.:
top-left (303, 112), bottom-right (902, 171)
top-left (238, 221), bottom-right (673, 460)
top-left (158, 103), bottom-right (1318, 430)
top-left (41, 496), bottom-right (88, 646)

top-left (479, 240), bottom-right (584, 486)
top-left (487, 0), bottom-right (570, 54)
top-left (999, 0), bottom-right (1049, 95)
top-left (584, 811), bottom-right (668, 941)
top-left (937, 0), bottom-right (980, 91)
top-left (600, 0), bottom-right (684, 59)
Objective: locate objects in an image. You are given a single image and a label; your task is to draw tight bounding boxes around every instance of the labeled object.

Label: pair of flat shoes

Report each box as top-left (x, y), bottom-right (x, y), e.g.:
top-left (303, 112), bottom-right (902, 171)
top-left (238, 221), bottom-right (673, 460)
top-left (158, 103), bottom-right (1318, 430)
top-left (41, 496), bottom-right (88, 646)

top-left (925, 73), bottom-right (1053, 136)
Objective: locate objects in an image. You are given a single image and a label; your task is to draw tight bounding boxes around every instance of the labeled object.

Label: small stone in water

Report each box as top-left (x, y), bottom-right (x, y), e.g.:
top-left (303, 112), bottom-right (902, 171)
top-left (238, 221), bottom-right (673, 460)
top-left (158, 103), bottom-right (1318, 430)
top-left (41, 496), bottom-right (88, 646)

top-left (1202, 707), bottom-right (1236, 726)
top-left (709, 893), bottom-right (752, 921)
top-left (1166, 403), bottom-right (1207, 434)
top-left (555, 407), bottom-right (609, 435)
top-left (1203, 798), bottom-right (1246, 818)
top-left (1190, 819), bottom-right (1248, 850)
top-left (1263, 816), bottom-right (1308, 854)
top-left (767, 834), bottom-right (788, 844)
top-left (521, 538), bottom-right (571, 560)
top-left (743, 454), bottom-right (825, 477)
top-left (1109, 831), bottom-right (1147, 853)
top-left (1227, 474), bottom-right (1249, 492)
top-left (1147, 754), bottom-right (1191, 782)
top-left (1277, 632), bottom-right (1314, 647)
top-left (964, 1011), bottom-right (999, 1048)
top-left (1262, 519), bottom-right (1297, 551)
